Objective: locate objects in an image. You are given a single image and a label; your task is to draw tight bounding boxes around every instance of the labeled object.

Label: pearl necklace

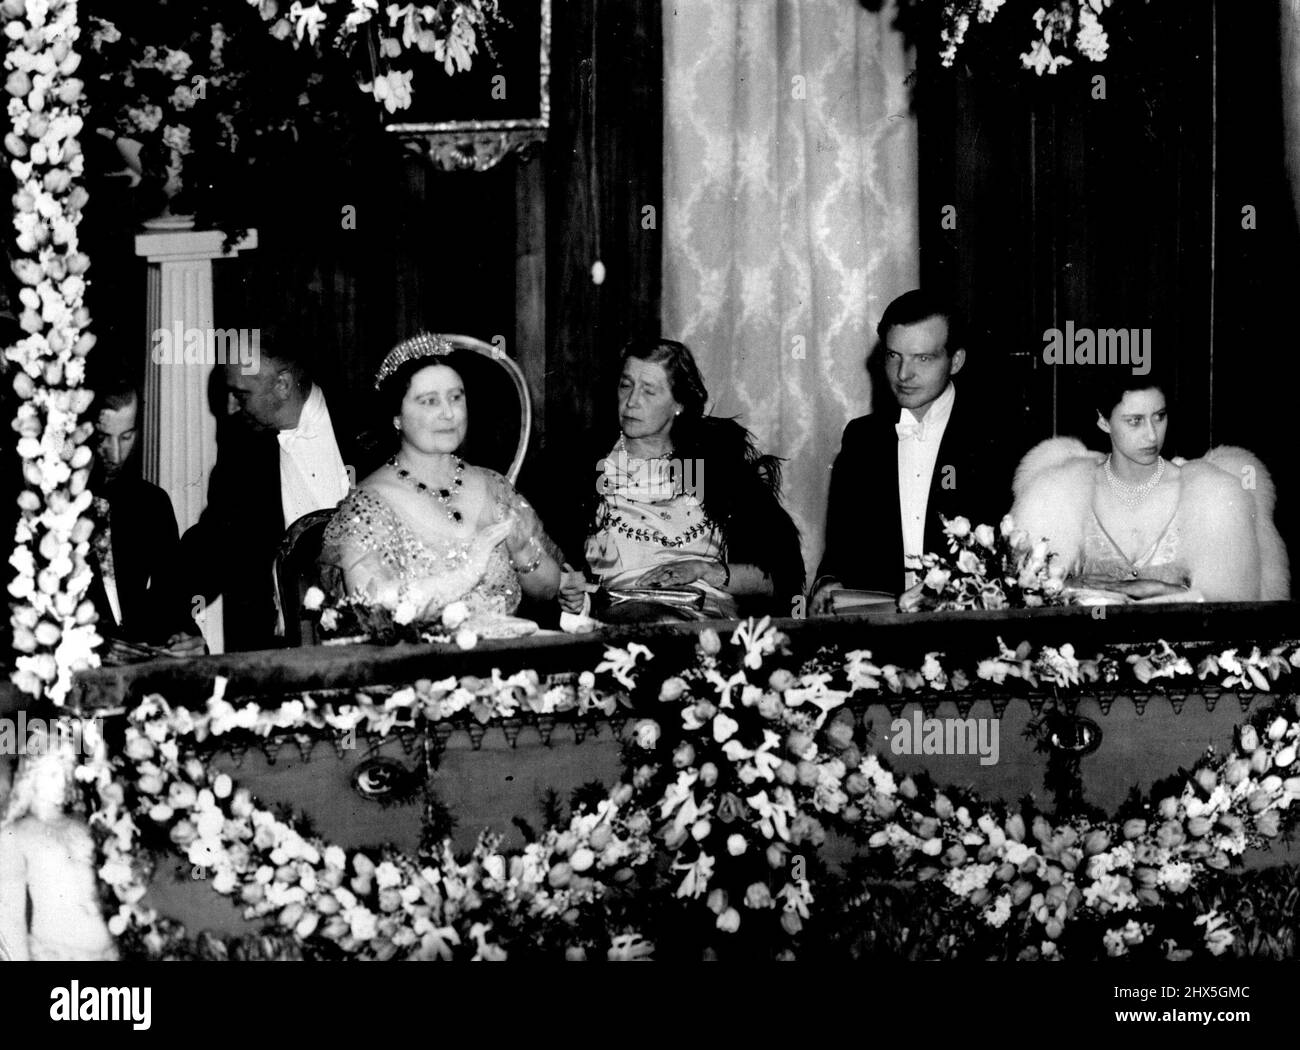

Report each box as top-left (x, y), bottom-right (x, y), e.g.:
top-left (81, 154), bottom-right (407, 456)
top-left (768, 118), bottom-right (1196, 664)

top-left (1102, 455), bottom-right (1165, 508)
top-left (390, 455), bottom-right (464, 524)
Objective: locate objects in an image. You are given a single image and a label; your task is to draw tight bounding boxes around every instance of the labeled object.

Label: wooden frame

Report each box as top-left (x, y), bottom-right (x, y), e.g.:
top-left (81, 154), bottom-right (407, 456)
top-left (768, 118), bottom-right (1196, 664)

top-left (385, 0), bottom-right (552, 172)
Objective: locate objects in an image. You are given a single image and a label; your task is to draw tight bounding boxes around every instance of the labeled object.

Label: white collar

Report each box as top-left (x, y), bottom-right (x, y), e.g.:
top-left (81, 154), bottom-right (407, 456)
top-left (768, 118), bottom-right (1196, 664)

top-left (897, 381), bottom-right (956, 428)
top-left (278, 385), bottom-right (328, 445)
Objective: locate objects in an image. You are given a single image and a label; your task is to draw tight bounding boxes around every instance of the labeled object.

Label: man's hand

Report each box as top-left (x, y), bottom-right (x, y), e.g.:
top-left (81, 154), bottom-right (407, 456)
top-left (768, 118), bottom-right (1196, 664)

top-left (809, 579), bottom-right (844, 616)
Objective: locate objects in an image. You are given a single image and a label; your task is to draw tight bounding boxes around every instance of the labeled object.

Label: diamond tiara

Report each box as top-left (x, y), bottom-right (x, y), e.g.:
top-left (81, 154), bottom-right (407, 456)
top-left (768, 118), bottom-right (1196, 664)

top-left (373, 332), bottom-right (454, 389)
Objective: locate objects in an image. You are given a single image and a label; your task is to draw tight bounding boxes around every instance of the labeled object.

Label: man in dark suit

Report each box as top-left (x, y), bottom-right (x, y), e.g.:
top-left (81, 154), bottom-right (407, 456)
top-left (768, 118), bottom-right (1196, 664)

top-left (811, 291), bottom-right (1014, 612)
top-left (183, 335), bottom-right (355, 651)
top-left (85, 376), bottom-right (203, 652)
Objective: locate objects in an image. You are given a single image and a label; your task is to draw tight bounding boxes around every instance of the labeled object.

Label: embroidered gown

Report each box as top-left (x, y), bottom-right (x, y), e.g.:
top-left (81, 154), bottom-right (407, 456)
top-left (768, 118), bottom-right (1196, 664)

top-left (321, 467), bottom-right (554, 623)
top-left (586, 442), bottom-right (737, 618)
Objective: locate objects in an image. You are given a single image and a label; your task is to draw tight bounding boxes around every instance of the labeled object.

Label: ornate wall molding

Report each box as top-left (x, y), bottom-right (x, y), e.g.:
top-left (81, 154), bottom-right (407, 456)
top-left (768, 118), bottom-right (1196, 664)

top-left (386, 0), bottom-right (551, 171)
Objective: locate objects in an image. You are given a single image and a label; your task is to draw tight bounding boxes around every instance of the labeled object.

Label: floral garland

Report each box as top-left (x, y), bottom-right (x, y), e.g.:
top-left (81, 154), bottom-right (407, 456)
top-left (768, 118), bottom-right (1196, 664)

top-left (940, 0), bottom-right (1115, 75)
top-left (4, 0), bottom-right (101, 704)
top-left (81, 619), bottom-right (1300, 960)
top-left (247, 0), bottom-right (504, 113)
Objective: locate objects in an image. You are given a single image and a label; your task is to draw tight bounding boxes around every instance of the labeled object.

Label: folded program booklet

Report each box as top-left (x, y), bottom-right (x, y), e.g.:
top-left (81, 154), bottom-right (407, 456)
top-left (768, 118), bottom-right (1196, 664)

top-left (829, 589), bottom-right (897, 612)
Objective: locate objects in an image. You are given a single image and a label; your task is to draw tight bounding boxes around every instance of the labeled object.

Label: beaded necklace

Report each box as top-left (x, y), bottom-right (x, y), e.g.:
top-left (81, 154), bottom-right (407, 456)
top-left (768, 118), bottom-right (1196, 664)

top-left (1102, 455), bottom-right (1166, 509)
top-left (390, 455), bottom-right (465, 524)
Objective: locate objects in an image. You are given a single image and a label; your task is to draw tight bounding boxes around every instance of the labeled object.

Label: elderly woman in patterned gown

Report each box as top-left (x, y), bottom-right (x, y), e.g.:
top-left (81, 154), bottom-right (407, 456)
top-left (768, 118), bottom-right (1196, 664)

top-left (322, 334), bottom-right (561, 629)
top-left (556, 338), bottom-right (804, 622)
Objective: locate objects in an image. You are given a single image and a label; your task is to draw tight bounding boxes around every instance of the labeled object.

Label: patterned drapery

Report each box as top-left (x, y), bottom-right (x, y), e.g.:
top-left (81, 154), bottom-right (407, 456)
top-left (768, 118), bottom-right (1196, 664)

top-left (1284, 1), bottom-right (1300, 224)
top-left (662, 0), bottom-right (919, 598)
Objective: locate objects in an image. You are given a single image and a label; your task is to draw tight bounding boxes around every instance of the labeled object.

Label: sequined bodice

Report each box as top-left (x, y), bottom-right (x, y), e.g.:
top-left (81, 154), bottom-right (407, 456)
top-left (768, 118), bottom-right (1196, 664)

top-left (323, 488), bottom-right (521, 616)
top-left (1080, 507), bottom-right (1189, 587)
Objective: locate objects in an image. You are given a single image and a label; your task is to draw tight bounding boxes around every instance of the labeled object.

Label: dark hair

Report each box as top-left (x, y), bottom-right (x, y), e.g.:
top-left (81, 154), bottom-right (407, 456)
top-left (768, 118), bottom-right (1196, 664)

top-left (1093, 369), bottom-right (1171, 419)
top-left (371, 348), bottom-right (516, 470)
top-left (877, 289), bottom-right (965, 356)
top-left (376, 355), bottom-right (467, 421)
top-left (246, 317), bottom-right (312, 389)
top-left (89, 373), bottom-right (139, 417)
top-left (619, 337), bottom-right (709, 432)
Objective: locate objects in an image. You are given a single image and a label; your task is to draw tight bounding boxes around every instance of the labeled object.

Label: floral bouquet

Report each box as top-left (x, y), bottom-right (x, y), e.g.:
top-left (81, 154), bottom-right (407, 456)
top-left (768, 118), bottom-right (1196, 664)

top-left (904, 514), bottom-right (1066, 612)
top-left (302, 587), bottom-right (477, 649)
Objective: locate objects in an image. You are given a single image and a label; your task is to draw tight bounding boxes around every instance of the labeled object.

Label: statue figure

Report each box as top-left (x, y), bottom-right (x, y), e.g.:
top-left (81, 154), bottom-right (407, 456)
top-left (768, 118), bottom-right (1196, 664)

top-left (0, 749), bottom-right (118, 961)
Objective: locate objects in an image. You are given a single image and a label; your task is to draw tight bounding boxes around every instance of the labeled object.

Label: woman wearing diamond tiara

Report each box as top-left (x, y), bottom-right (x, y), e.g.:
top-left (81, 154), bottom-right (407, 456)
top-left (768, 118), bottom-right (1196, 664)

top-left (321, 334), bottom-right (561, 626)
top-left (1010, 372), bottom-right (1288, 602)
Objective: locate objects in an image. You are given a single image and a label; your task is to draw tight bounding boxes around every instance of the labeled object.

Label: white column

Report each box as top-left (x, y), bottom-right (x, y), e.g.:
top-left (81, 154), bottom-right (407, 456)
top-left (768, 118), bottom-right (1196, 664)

top-left (134, 228), bottom-right (259, 654)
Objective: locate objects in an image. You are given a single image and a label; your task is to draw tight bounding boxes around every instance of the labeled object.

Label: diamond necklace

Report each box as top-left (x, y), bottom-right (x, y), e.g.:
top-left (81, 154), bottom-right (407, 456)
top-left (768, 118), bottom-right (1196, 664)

top-left (1102, 455), bottom-right (1165, 508)
top-left (390, 454), bottom-right (465, 523)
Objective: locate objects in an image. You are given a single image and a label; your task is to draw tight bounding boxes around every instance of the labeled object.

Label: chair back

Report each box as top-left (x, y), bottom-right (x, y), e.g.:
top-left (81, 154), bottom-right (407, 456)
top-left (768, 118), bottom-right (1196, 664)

top-left (274, 507), bottom-right (339, 647)
top-left (440, 333), bottom-right (532, 484)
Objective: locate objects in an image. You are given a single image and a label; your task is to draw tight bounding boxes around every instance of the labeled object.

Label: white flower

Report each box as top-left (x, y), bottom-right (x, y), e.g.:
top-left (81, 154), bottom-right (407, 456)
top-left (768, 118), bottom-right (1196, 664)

top-left (984, 894), bottom-right (1012, 927)
top-left (433, 7), bottom-right (479, 75)
top-left (454, 628), bottom-right (478, 650)
top-left (345, 0), bottom-right (380, 32)
top-left (302, 586), bottom-right (325, 611)
top-left (712, 712), bottom-right (739, 743)
top-left (289, 1), bottom-right (328, 43)
top-left (1021, 39), bottom-right (1073, 76)
top-left (369, 69), bottom-right (414, 113)
top-left (924, 566), bottom-right (951, 591)
top-left (161, 125), bottom-right (192, 156)
top-left (596, 643), bottom-right (653, 689)
top-left (441, 600), bottom-right (470, 629)
top-left (633, 719), bottom-right (660, 749)
top-left (347, 907), bottom-right (378, 941)
top-left (1195, 910), bottom-right (1235, 956)
top-left (727, 834), bottom-right (747, 856)
top-left (1076, 7), bottom-right (1109, 62)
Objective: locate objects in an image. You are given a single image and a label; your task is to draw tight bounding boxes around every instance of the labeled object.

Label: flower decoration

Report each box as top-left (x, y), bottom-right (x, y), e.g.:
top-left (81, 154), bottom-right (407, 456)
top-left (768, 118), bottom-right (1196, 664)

top-left (5, 0), bottom-right (102, 704)
top-left (72, 617), bottom-right (1300, 960)
top-left (937, 0), bottom-right (1117, 75)
top-left (906, 515), bottom-right (1066, 612)
top-left (247, 0), bottom-right (506, 113)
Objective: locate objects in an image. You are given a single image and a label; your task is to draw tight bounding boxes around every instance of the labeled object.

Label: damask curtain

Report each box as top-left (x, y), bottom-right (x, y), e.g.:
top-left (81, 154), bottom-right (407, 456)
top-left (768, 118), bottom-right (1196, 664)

top-left (662, 0), bottom-right (919, 597)
top-left (1283, 1), bottom-right (1300, 223)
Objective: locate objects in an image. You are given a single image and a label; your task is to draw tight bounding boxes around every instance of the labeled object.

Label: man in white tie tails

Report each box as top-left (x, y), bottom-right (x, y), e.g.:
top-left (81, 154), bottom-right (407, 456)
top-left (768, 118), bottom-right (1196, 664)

top-left (183, 335), bottom-right (352, 650)
top-left (811, 290), bottom-right (1016, 612)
